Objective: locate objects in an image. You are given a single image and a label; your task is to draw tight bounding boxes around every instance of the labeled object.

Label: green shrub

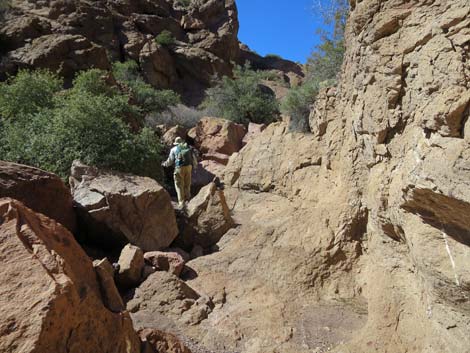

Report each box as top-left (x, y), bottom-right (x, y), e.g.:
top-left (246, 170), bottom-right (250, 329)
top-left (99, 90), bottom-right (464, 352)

top-left (175, 0), bottom-right (191, 7)
top-left (112, 60), bottom-right (140, 83)
top-left (265, 53), bottom-right (282, 60)
top-left (155, 30), bottom-right (175, 46)
top-left (0, 0), bottom-right (9, 20)
top-left (147, 104), bottom-right (204, 129)
top-left (71, 69), bottom-right (116, 97)
top-left (112, 60), bottom-right (180, 113)
top-left (281, 79), bottom-right (320, 132)
top-left (0, 70), bottom-right (62, 119)
top-left (202, 65), bottom-right (279, 125)
top-left (0, 69), bottom-right (163, 181)
top-left (130, 80), bottom-right (180, 113)
top-left (282, 0), bottom-right (348, 132)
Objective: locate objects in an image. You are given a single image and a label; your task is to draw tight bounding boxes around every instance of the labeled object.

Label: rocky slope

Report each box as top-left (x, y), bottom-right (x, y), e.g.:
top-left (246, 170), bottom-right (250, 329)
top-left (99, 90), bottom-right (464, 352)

top-left (1, 0), bottom-right (469, 352)
top-left (0, 0), bottom-right (302, 104)
top-left (128, 0), bottom-right (470, 352)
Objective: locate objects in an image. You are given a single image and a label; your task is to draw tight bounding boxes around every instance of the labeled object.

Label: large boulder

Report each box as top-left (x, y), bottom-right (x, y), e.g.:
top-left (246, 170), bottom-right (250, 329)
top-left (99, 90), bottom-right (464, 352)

top-left (191, 160), bottom-right (226, 192)
top-left (128, 271), bottom-right (213, 328)
top-left (192, 117), bottom-right (247, 159)
top-left (70, 161), bottom-right (178, 251)
top-left (0, 198), bottom-right (140, 353)
top-left (0, 161), bottom-right (77, 233)
top-left (175, 182), bottom-right (234, 250)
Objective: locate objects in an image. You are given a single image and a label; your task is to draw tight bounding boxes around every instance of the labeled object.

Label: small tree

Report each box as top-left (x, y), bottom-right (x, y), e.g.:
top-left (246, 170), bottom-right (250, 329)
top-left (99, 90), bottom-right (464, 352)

top-left (282, 0), bottom-right (349, 132)
top-left (202, 65), bottom-right (279, 125)
top-left (0, 70), bottom-right (62, 119)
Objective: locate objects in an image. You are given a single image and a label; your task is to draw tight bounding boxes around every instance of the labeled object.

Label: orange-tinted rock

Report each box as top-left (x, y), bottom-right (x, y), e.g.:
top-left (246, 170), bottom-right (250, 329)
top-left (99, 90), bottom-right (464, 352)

top-left (139, 328), bottom-right (192, 353)
top-left (0, 198), bottom-right (140, 353)
top-left (174, 182), bottom-right (233, 250)
top-left (144, 251), bottom-right (185, 277)
top-left (70, 161), bottom-right (178, 251)
top-left (192, 117), bottom-right (246, 157)
top-left (242, 122), bottom-right (267, 146)
top-left (162, 125), bottom-right (189, 147)
top-left (0, 161), bottom-right (77, 233)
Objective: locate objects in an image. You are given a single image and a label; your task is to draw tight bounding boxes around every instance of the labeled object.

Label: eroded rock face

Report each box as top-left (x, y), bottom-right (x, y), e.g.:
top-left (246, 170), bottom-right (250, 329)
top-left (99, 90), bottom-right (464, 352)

top-left (0, 198), bottom-right (140, 353)
top-left (0, 160), bottom-right (77, 233)
top-left (139, 328), bottom-right (192, 353)
top-left (70, 161), bottom-right (178, 251)
top-left (192, 117), bottom-right (247, 161)
top-left (0, 0), bottom-right (302, 103)
top-left (175, 182), bottom-right (234, 250)
top-left (129, 1), bottom-right (470, 352)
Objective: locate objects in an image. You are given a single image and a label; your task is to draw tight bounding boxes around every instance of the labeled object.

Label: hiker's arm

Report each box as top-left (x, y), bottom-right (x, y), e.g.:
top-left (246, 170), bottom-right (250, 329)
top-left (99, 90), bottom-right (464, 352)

top-left (162, 148), bottom-right (176, 167)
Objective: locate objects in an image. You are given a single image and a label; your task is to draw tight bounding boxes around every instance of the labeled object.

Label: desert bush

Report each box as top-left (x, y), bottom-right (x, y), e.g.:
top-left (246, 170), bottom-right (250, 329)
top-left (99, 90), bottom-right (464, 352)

top-left (202, 65), bottom-right (279, 125)
top-left (131, 80), bottom-right (180, 113)
top-left (0, 0), bottom-right (9, 20)
top-left (282, 0), bottom-right (348, 132)
top-left (112, 60), bottom-right (180, 113)
top-left (147, 104), bottom-right (204, 129)
top-left (265, 53), bottom-right (282, 60)
top-left (0, 70), bottom-right (62, 119)
top-left (112, 60), bottom-right (140, 82)
top-left (0, 69), bottom-right (163, 181)
top-left (175, 0), bottom-right (191, 7)
top-left (155, 30), bottom-right (175, 46)
top-left (281, 79), bottom-right (320, 132)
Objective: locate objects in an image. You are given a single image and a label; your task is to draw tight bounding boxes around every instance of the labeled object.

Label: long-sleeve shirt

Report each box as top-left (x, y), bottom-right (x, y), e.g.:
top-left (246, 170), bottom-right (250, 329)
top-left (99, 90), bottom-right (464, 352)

top-left (162, 145), bottom-right (179, 167)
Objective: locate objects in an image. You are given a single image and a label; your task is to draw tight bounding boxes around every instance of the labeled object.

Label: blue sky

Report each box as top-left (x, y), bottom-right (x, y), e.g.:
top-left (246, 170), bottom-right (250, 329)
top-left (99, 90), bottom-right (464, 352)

top-left (236, 0), bottom-right (328, 63)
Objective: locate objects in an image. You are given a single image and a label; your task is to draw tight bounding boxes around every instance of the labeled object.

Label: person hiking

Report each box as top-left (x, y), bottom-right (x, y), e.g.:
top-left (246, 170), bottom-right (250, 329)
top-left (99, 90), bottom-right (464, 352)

top-left (162, 136), bottom-right (198, 207)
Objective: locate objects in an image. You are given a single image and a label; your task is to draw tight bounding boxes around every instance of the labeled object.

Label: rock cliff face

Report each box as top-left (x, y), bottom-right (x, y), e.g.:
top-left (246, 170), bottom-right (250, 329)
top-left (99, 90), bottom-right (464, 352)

top-left (128, 1), bottom-right (470, 352)
top-left (0, 0), bottom-right (302, 104)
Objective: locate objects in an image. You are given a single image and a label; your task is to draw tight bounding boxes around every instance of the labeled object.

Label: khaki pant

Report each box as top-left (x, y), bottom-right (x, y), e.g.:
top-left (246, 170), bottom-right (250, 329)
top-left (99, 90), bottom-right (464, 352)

top-left (174, 165), bottom-right (192, 204)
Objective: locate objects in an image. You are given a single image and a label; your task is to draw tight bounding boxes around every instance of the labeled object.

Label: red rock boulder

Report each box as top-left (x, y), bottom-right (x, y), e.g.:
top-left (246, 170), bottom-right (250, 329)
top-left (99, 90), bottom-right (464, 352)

top-left (192, 117), bottom-right (247, 158)
top-left (144, 251), bottom-right (185, 277)
top-left (0, 198), bottom-right (140, 353)
top-left (0, 161), bottom-right (77, 233)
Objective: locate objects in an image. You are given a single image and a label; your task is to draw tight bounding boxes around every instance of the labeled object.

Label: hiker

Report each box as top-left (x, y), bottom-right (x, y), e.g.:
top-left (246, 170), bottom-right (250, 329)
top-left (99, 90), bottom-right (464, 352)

top-left (162, 136), bottom-right (198, 207)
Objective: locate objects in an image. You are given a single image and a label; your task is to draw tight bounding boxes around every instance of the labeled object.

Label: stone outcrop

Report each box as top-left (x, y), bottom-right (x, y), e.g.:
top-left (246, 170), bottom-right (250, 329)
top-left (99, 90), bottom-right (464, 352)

top-left (70, 161), bottom-right (178, 251)
top-left (0, 160), bottom-right (77, 233)
top-left (175, 182), bottom-right (234, 250)
top-left (0, 198), bottom-right (140, 353)
top-left (130, 1), bottom-right (470, 352)
top-left (0, 0), bottom-right (302, 104)
top-left (192, 117), bottom-right (246, 163)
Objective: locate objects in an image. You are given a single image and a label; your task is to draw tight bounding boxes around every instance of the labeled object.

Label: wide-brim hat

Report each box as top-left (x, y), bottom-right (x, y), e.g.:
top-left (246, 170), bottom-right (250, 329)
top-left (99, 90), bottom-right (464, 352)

top-left (173, 136), bottom-right (183, 145)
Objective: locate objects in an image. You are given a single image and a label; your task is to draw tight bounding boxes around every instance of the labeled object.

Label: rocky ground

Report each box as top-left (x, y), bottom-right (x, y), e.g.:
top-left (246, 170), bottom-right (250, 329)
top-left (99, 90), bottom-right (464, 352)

top-left (1, 0), bottom-right (470, 353)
